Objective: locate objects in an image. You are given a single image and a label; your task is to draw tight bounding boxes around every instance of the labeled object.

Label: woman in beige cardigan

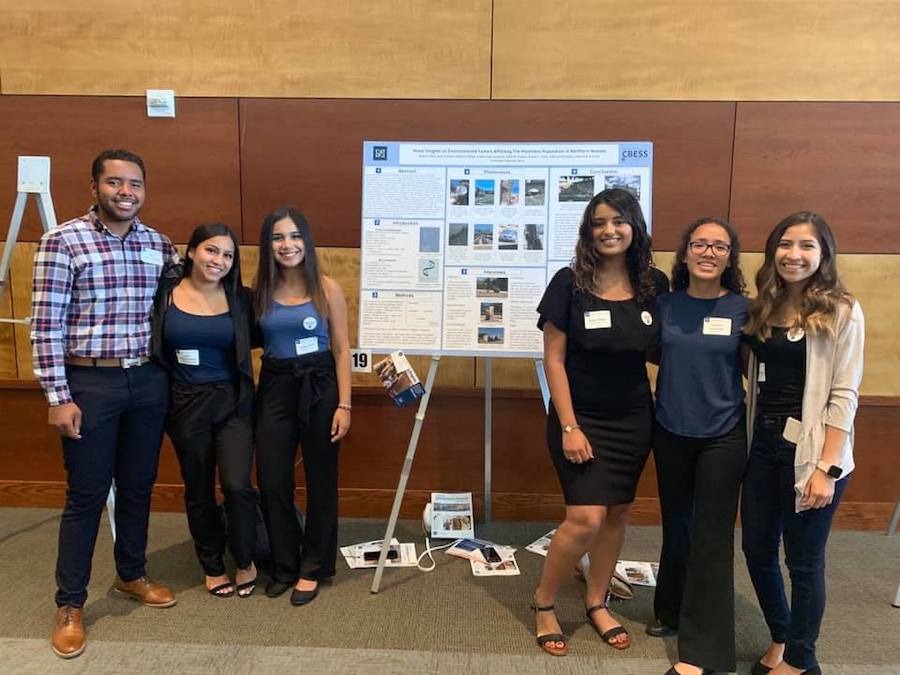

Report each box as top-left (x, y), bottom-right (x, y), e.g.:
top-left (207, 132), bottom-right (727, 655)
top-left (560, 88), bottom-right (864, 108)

top-left (741, 212), bottom-right (864, 675)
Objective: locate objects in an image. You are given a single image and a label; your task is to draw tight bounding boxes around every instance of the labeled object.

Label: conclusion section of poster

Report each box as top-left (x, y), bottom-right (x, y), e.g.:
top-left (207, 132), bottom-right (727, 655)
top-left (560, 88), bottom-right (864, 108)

top-left (359, 142), bottom-right (653, 357)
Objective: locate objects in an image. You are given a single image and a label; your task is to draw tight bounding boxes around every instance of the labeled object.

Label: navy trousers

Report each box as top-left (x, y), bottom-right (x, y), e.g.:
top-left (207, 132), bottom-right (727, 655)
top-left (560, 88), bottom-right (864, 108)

top-left (742, 413), bottom-right (848, 671)
top-left (56, 362), bottom-right (169, 608)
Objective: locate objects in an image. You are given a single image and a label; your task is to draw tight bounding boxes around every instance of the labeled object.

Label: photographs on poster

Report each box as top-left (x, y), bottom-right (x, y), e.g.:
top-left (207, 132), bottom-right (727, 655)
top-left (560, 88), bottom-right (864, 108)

top-left (524, 223), bottom-right (544, 251)
top-left (448, 222), bottom-right (468, 246)
top-left (450, 179), bottom-right (470, 206)
top-left (479, 302), bottom-right (503, 323)
top-left (473, 223), bottom-right (494, 249)
top-left (558, 175), bottom-right (595, 202)
top-left (604, 174), bottom-right (641, 199)
top-left (419, 227), bottom-right (440, 253)
top-left (475, 276), bottom-right (508, 298)
top-left (498, 225), bottom-right (518, 250)
top-left (477, 326), bottom-right (505, 345)
top-left (499, 179), bottom-right (519, 206)
top-left (418, 258), bottom-right (440, 284)
top-left (525, 179), bottom-right (545, 206)
top-left (474, 179), bottom-right (495, 205)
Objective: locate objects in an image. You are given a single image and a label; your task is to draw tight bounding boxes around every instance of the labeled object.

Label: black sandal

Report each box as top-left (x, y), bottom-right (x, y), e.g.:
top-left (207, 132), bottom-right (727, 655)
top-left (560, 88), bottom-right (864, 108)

top-left (530, 603), bottom-right (568, 656)
top-left (586, 602), bottom-right (631, 650)
top-left (235, 564), bottom-right (257, 598)
top-left (207, 582), bottom-right (234, 598)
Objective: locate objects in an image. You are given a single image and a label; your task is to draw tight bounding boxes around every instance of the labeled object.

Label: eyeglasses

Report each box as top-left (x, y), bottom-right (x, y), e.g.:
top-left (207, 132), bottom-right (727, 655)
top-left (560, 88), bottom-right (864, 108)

top-left (688, 240), bottom-right (731, 257)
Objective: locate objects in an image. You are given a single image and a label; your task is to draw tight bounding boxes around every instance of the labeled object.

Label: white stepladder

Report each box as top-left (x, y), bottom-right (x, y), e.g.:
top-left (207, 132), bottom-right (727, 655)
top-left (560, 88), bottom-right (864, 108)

top-left (1, 156), bottom-right (117, 541)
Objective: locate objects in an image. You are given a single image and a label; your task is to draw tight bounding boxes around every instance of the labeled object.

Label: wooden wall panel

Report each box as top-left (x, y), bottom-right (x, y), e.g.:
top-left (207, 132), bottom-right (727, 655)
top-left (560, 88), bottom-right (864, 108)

top-left (492, 1), bottom-right (900, 101)
top-left (0, 245), bottom-right (18, 378)
top-left (1, 1), bottom-right (491, 99)
top-left (730, 103), bottom-right (900, 253)
top-left (240, 99), bottom-right (735, 250)
top-left (2, 386), bottom-right (896, 529)
top-left (9, 243), bottom-right (35, 380)
top-left (0, 96), bottom-right (241, 244)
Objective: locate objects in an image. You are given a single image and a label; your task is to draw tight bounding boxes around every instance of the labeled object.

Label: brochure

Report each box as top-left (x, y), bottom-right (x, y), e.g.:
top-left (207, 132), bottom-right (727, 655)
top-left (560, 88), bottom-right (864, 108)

top-left (430, 492), bottom-right (475, 539)
top-left (373, 351), bottom-right (426, 407)
top-left (340, 538), bottom-right (418, 569)
top-left (615, 560), bottom-right (658, 587)
top-left (525, 528), bottom-right (556, 556)
top-left (470, 552), bottom-right (521, 576)
top-left (446, 538), bottom-right (516, 563)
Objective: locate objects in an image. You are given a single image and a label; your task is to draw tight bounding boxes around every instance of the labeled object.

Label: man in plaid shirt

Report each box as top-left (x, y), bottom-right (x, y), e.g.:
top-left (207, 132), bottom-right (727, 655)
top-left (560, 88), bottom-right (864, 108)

top-left (32, 150), bottom-right (180, 659)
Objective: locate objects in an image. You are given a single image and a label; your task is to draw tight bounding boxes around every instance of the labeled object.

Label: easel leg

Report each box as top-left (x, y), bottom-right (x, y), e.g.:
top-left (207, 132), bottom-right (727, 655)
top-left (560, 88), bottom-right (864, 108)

top-left (483, 357), bottom-right (492, 523)
top-left (370, 355), bottom-right (441, 594)
top-left (535, 358), bottom-right (550, 414)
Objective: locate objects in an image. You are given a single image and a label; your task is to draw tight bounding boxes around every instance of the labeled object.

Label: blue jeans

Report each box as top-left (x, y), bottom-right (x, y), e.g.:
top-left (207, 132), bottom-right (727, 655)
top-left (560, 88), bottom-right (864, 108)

top-left (741, 413), bottom-right (848, 671)
top-left (56, 363), bottom-right (169, 607)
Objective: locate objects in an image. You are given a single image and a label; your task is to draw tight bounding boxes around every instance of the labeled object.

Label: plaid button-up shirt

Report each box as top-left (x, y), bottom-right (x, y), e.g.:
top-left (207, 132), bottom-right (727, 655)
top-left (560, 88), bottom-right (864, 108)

top-left (31, 208), bottom-right (179, 405)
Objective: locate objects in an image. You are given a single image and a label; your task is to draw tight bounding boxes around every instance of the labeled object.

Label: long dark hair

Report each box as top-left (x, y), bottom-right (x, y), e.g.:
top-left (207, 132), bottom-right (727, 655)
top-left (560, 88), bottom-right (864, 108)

top-left (573, 188), bottom-right (656, 302)
top-left (183, 222), bottom-right (242, 295)
top-left (671, 216), bottom-right (745, 293)
top-left (253, 207), bottom-right (327, 320)
top-left (745, 211), bottom-right (850, 340)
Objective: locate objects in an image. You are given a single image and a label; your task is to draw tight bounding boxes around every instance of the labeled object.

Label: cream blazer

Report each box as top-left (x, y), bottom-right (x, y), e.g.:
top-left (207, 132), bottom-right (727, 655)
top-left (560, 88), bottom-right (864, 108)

top-left (746, 300), bottom-right (865, 513)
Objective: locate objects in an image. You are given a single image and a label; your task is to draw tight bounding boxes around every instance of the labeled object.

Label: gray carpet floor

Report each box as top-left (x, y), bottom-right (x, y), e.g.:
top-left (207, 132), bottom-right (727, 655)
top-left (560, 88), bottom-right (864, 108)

top-left (0, 507), bottom-right (897, 673)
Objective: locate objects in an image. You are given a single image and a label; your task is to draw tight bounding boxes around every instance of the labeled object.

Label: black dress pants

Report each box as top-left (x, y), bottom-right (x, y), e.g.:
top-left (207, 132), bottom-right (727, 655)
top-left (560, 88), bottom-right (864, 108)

top-left (56, 362), bottom-right (168, 608)
top-left (166, 380), bottom-right (256, 576)
top-left (652, 417), bottom-right (747, 673)
top-left (255, 352), bottom-right (339, 583)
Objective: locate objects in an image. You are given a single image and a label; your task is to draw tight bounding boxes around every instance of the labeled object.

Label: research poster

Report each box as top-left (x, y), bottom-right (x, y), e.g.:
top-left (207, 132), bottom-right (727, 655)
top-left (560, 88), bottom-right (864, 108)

top-left (358, 141), bottom-right (654, 357)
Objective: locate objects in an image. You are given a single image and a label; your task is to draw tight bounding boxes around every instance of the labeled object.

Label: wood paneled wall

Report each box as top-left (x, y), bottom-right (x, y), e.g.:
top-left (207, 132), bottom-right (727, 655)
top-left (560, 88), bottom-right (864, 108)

top-left (1, 1), bottom-right (492, 98)
top-left (5, 2), bottom-right (900, 101)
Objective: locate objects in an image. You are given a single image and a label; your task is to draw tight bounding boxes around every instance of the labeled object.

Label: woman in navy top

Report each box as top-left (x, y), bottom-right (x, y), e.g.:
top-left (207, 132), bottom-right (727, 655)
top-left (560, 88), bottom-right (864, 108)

top-left (650, 217), bottom-right (749, 675)
top-left (253, 207), bottom-right (352, 606)
top-left (151, 223), bottom-right (258, 598)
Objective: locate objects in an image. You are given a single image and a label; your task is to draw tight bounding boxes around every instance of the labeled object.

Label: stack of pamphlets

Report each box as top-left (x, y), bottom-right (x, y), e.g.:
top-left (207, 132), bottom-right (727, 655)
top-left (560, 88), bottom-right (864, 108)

top-left (525, 529), bottom-right (657, 587)
top-left (444, 537), bottom-right (519, 576)
top-left (374, 351), bottom-right (426, 407)
top-left (429, 492), bottom-right (475, 539)
top-left (340, 538), bottom-right (418, 569)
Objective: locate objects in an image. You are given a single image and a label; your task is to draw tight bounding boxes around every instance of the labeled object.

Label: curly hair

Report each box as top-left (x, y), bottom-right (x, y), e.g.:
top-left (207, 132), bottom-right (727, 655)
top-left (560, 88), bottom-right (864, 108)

top-left (745, 211), bottom-right (851, 340)
top-left (671, 216), bottom-right (745, 294)
top-left (572, 188), bottom-right (656, 303)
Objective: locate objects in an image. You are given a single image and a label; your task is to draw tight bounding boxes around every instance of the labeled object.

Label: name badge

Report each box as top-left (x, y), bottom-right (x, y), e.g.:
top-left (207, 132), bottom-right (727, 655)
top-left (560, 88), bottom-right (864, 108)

top-left (175, 349), bottom-right (200, 366)
top-left (140, 248), bottom-right (163, 266)
top-left (584, 310), bottom-right (612, 330)
top-left (782, 416), bottom-right (802, 444)
top-left (758, 362), bottom-right (766, 382)
top-left (295, 337), bottom-right (319, 355)
top-left (702, 317), bottom-right (732, 336)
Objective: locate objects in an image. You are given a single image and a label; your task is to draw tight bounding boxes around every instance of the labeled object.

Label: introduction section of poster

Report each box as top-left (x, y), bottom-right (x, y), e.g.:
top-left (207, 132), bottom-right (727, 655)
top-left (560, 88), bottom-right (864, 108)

top-left (358, 141), bottom-right (653, 357)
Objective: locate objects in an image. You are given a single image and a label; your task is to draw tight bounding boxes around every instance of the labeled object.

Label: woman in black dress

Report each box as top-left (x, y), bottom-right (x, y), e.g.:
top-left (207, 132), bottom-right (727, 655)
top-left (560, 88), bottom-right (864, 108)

top-left (531, 188), bottom-right (668, 656)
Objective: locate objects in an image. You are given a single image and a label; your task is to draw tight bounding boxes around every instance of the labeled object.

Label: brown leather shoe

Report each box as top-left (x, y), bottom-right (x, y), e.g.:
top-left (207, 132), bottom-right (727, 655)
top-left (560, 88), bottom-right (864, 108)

top-left (112, 576), bottom-right (177, 608)
top-left (51, 605), bottom-right (85, 659)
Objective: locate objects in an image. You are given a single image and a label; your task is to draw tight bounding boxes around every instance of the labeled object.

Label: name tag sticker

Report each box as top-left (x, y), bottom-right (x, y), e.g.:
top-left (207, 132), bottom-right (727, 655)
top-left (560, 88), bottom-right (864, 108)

top-left (294, 337), bottom-right (319, 355)
top-left (175, 349), bottom-right (200, 366)
top-left (140, 248), bottom-right (163, 266)
top-left (584, 310), bottom-right (612, 330)
top-left (782, 416), bottom-right (802, 444)
top-left (758, 362), bottom-right (766, 382)
top-left (702, 317), bottom-right (732, 336)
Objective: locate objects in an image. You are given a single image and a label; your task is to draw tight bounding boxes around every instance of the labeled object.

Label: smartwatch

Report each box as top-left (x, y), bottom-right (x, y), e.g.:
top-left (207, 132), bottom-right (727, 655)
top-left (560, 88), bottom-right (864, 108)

top-left (816, 460), bottom-right (842, 479)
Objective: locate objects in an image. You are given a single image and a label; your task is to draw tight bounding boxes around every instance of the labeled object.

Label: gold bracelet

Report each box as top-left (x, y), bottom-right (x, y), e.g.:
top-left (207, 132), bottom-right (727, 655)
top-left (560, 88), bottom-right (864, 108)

top-left (337, 403), bottom-right (352, 411)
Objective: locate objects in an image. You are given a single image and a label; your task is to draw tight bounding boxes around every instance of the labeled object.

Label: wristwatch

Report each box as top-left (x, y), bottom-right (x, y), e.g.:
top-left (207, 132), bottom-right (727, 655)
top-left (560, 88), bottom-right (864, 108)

top-left (562, 424), bottom-right (580, 433)
top-left (816, 460), bottom-right (842, 479)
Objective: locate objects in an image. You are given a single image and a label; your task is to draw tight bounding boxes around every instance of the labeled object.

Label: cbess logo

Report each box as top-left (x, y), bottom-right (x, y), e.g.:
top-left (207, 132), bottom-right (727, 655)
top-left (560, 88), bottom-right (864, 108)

top-left (621, 149), bottom-right (649, 161)
top-left (373, 146), bottom-right (388, 160)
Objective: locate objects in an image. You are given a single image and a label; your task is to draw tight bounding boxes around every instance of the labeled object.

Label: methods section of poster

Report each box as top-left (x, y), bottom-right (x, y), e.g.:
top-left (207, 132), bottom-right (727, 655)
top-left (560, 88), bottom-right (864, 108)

top-left (358, 141), bottom-right (653, 357)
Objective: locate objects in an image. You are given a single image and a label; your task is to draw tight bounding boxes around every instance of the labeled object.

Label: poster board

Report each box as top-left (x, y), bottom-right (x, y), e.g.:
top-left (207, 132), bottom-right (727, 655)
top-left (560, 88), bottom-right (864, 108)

top-left (358, 141), bottom-right (653, 356)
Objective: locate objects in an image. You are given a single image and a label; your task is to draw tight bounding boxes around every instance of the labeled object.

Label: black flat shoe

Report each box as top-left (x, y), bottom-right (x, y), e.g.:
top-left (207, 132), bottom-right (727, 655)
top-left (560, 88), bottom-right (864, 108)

top-left (646, 618), bottom-right (678, 638)
top-left (265, 580), bottom-right (293, 598)
top-left (290, 583), bottom-right (319, 606)
top-left (750, 659), bottom-right (772, 675)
